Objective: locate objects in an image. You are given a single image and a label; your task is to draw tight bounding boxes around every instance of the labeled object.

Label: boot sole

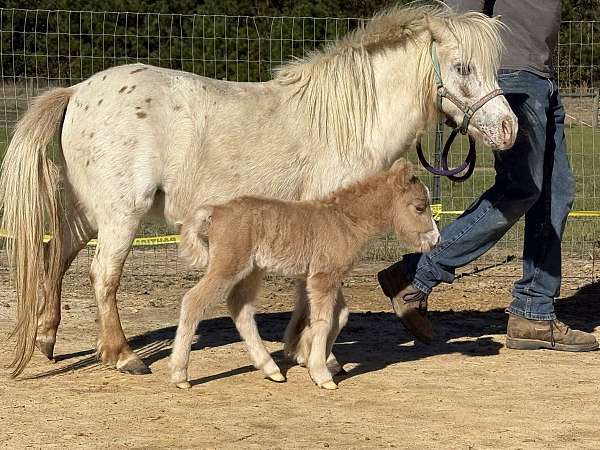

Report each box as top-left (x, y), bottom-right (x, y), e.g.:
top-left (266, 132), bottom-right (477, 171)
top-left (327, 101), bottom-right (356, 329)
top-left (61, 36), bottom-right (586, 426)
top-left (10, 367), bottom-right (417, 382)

top-left (506, 337), bottom-right (599, 352)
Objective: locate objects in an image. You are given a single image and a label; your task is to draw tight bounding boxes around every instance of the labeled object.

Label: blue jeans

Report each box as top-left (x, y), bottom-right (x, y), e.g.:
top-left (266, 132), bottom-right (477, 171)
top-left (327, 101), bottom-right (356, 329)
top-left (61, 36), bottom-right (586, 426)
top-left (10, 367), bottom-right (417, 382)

top-left (403, 70), bottom-right (575, 320)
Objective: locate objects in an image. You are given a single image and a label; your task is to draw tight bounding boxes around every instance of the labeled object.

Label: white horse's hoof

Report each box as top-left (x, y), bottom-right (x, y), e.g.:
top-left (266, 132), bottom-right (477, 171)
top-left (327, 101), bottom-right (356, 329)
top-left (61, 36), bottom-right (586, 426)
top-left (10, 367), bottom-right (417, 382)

top-left (267, 372), bottom-right (286, 383)
top-left (175, 381), bottom-right (192, 389)
top-left (319, 380), bottom-right (338, 390)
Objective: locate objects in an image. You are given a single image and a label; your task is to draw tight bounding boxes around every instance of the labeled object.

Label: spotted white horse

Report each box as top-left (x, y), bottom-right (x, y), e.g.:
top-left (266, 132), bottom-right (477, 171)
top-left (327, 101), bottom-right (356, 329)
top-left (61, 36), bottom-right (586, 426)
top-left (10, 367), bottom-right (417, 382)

top-left (0, 4), bottom-right (516, 377)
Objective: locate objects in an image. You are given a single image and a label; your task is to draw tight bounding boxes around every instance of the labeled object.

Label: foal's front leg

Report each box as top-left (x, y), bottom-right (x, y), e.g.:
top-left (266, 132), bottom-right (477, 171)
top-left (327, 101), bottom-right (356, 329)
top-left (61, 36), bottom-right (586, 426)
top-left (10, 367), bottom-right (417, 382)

top-left (284, 279), bottom-right (345, 375)
top-left (306, 274), bottom-right (341, 390)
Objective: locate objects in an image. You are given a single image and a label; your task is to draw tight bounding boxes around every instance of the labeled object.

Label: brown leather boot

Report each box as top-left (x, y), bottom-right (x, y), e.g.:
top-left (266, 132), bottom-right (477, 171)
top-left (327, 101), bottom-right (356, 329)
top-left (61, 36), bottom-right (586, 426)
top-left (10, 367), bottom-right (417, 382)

top-left (506, 314), bottom-right (598, 352)
top-left (378, 262), bottom-right (432, 344)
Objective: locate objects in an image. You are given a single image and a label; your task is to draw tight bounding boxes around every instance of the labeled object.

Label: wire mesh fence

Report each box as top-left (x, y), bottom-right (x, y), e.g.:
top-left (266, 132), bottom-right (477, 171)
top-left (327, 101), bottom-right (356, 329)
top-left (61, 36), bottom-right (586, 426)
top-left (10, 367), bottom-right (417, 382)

top-left (0, 8), bottom-right (599, 280)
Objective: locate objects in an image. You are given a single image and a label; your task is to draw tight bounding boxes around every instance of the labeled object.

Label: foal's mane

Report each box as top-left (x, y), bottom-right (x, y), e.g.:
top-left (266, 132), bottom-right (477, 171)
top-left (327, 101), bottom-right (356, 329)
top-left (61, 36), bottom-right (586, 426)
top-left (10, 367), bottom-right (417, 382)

top-left (321, 160), bottom-right (415, 208)
top-left (274, 3), bottom-right (503, 157)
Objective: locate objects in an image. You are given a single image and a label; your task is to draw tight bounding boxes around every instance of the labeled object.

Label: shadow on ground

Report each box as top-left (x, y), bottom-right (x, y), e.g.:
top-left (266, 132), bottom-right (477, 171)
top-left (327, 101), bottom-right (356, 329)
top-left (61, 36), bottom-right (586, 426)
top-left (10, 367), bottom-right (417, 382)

top-left (26, 281), bottom-right (600, 382)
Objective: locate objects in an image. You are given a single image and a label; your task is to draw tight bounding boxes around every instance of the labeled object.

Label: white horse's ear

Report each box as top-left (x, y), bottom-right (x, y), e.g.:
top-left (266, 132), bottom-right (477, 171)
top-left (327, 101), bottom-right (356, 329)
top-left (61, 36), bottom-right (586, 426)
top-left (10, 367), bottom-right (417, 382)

top-left (493, 14), bottom-right (502, 22)
top-left (425, 16), bottom-right (451, 44)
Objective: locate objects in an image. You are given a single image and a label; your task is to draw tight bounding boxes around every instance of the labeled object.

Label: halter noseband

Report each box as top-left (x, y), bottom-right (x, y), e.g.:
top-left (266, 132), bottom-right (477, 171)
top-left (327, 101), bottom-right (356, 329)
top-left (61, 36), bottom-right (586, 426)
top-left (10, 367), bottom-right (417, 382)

top-left (416, 41), bottom-right (504, 182)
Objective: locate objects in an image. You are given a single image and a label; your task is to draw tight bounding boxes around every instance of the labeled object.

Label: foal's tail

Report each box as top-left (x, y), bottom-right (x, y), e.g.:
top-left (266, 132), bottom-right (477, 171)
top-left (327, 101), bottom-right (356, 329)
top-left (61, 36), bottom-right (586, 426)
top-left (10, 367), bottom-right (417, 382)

top-left (0, 87), bottom-right (73, 377)
top-left (179, 207), bottom-right (214, 269)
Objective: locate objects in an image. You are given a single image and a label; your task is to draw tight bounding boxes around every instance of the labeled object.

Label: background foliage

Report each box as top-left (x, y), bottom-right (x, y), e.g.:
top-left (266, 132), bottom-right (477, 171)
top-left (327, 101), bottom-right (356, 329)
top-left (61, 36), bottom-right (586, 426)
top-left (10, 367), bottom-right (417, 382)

top-left (0, 0), bottom-right (597, 87)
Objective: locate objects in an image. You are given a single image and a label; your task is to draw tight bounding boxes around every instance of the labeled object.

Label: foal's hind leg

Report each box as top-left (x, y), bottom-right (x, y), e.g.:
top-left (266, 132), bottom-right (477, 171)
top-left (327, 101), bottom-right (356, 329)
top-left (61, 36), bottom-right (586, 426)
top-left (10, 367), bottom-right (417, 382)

top-left (36, 212), bottom-right (94, 360)
top-left (283, 279), bottom-right (310, 363)
top-left (227, 270), bottom-right (284, 382)
top-left (325, 289), bottom-right (349, 375)
top-left (170, 268), bottom-right (246, 388)
top-left (90, 220), bottom-right (149, 375)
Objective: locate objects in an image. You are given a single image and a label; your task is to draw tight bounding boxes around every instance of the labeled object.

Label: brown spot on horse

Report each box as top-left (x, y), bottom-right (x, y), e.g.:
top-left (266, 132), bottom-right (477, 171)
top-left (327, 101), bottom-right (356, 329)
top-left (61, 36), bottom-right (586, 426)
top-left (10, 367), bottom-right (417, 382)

top-left (119, 86), bottom-right (127, 93)
top-left (127, 85), bottom-right (137, 94)
top-left (136, 111), bottom-right (147, 119)
top-left (97, 99), bottom-right (103, 106)
top-left (130, 67), bottom-right (147, 74)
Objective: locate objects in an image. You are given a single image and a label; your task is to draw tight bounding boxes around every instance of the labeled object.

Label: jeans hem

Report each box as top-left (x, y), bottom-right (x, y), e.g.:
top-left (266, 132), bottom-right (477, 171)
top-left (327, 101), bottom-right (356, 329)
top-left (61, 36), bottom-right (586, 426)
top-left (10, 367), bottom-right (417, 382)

top-left (506, 305), bottom-right (556, 321)
top-left (411, 278), bottom-right (432, 295)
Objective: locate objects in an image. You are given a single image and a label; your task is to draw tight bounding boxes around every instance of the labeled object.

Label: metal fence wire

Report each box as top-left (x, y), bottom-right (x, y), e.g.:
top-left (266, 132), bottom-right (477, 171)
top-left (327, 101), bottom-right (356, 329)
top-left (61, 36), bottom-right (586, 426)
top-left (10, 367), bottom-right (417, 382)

top-left (0, 8), bottom-right (599, 279)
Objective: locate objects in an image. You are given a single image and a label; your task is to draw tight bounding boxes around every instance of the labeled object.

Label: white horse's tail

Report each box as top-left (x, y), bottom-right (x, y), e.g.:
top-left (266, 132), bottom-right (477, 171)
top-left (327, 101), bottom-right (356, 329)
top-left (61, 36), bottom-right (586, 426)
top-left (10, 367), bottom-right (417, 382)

top-left (0, 87), bottom-right (73, 377)
top-left (179, 207), bottom-right (214, 269)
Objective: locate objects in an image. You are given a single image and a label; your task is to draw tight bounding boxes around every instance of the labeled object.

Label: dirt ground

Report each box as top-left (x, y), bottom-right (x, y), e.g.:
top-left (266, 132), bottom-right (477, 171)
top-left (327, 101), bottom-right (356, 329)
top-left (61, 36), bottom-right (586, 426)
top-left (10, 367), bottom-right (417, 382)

top-left (1, 255), bottom-right (600, 450)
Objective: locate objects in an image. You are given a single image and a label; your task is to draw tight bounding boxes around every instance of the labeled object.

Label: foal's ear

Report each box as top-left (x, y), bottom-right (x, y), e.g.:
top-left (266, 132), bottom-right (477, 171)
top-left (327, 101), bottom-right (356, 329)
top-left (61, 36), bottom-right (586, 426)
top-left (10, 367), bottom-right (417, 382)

top-left (390, 157), bottom-right (408, 173)
top-left (389, 158), bottom-right (414, 186)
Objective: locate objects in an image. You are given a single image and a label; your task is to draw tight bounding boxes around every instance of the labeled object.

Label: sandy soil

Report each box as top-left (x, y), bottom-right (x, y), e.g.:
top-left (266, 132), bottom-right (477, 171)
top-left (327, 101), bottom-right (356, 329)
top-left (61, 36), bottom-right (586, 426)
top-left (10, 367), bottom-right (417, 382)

top-left (1, 256), bottom-right (600, 450)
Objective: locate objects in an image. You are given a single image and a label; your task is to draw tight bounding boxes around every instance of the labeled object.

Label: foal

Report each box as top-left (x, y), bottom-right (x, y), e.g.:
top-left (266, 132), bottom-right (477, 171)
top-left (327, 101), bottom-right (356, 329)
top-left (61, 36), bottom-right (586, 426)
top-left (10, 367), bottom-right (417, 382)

top-left (170, 160), bottom-right (439, 390)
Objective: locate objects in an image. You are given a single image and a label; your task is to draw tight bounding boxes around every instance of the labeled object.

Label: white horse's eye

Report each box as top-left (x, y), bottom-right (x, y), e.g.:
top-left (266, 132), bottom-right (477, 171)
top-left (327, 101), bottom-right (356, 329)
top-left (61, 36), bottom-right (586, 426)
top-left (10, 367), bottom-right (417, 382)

top-left (454, 63), bottom-right (472, 76)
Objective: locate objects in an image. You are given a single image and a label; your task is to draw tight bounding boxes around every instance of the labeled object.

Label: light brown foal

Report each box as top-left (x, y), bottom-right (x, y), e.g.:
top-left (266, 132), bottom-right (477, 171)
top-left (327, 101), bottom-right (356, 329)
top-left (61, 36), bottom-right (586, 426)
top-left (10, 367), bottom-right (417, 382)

top-left (170, 160), bottom-right (439, 390)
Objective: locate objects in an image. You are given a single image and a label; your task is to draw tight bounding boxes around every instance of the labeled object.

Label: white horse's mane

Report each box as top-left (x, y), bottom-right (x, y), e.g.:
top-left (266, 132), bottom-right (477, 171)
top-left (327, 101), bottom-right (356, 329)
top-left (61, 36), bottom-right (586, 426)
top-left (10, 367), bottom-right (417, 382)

top-left (274, 3), bottom-right (504, 157)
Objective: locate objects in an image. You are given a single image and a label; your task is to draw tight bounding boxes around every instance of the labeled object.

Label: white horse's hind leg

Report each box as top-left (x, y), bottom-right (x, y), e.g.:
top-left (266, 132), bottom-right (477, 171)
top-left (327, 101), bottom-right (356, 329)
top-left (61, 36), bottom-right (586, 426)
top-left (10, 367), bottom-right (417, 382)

top-left (90, 220), bottom-right (149, 375)
top-left (36, 215), bottom-right (93, 360)
top-left (227, 270), bottom-right (284, 383)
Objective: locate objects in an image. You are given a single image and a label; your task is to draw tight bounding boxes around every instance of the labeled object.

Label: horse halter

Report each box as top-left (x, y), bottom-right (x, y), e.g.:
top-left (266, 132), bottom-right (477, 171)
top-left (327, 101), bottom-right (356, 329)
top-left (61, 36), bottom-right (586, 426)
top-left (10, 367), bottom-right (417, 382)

top-left (416, 41), bottom-right (504, 182)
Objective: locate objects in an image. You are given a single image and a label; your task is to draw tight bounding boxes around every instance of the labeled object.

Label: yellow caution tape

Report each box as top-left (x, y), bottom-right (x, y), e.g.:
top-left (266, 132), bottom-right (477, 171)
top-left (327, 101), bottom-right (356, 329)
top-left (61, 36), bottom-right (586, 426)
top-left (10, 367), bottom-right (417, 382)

top-left (0, 230), bottom-right (181, 247)
top-left (567, 210), bottom-right (600, 218)
top-left (431, 203), bottom-right (443, 221)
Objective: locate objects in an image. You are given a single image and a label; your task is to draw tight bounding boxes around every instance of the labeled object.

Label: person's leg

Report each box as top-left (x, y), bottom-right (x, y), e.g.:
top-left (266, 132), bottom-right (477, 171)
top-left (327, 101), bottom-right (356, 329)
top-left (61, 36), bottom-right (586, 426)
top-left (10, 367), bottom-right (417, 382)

top-left (505, 84), bottom-right (597, 351)
top-left (508, 83), bottom-right (573, 320)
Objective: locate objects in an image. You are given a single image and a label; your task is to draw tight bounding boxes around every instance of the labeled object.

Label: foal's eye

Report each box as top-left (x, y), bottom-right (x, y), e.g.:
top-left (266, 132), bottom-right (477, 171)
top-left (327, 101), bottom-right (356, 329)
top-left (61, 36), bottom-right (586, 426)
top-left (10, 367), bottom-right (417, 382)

top-left (454, 63), bottom-right (472, 76)
top-left (415, 204), bottom-right (426, 214)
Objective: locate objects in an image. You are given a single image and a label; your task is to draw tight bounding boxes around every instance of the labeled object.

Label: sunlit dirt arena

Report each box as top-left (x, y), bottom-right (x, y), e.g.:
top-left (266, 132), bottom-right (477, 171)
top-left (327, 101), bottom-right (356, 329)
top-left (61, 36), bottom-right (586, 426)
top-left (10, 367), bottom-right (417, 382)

top-left (1, 256), bottom-right (600, 449)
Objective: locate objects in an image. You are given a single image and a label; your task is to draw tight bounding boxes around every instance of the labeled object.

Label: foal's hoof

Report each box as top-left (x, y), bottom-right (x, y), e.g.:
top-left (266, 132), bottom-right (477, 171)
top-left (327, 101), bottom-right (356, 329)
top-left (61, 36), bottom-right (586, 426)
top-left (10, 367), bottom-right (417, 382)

top-left (117, 357), bottom-right (152, 375)
top-left (267, 372), bottom-right (286, 383)
top-left (295, 355), bottom-right (307, 368)
top-left (175, 381), bottom-right (192, 389)
top-left (319, 380), bottom-right (338, 390)
top-left (36, 340), bottom-right (56, 361)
